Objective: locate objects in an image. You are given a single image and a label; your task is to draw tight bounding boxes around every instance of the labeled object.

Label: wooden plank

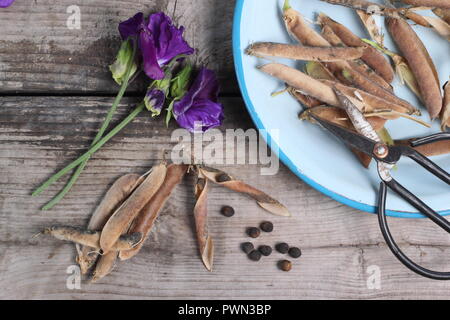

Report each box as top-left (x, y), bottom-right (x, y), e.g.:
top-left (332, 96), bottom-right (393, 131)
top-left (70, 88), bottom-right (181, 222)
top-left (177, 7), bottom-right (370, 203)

top-left (0, 0), bottom-right (237, 94)
top-left (1, 96), bottom-right (450, 299)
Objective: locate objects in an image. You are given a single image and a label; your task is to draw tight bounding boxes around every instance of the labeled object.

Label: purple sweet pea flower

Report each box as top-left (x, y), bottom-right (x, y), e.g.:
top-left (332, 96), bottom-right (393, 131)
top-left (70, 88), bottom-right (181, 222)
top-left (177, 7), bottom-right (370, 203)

top-left (145, 89), bottom-right (166, 116)
top-left (118, 12), bottom-right (194, 80)
top-left (0, 0), bottom-right (15, 8)
top-left (173, 68), bottom-right (224, 132)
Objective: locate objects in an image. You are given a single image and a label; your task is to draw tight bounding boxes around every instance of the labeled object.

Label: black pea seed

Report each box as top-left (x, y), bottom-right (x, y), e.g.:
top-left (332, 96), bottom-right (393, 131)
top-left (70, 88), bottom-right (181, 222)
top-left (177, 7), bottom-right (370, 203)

top-left (241, 242), bottom-right (254, 254)
top-left (288, 247), bottom-right (302, 258)
top-left (258, 245), bottom-right (272, 256)
top-left (275, 242), bottom-right (289, 254)
top-left (216, 173), bottom-right (232, 183)
top-left (260, 221), bottom-right (274, 233)
top-left (220, 205), bottom-right (235, 217)
top-left (247, 227), bottom-right (261, 238)
top-left (279, 260), bottom-right (292, 272)
top-left (248, 250), bottom-right (262, 261)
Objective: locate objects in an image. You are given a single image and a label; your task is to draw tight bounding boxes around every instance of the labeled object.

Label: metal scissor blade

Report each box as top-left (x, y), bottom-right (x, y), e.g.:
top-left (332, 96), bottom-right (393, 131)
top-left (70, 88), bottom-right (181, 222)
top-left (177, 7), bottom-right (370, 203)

top-left (309, 112), bottom-right (377, 157)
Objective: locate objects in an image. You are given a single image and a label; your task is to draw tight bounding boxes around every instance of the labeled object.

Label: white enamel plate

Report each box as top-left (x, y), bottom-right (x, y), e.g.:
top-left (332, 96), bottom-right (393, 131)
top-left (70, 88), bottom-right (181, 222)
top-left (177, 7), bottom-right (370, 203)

top-left (233, 0), bottom-right (450, 217)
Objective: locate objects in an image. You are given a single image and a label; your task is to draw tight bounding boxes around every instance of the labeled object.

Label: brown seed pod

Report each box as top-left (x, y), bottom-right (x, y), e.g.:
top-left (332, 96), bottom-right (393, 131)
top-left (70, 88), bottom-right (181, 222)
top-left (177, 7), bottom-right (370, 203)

top-left (289, 87), bottom-right (323, 109)
top-left (44, 226), bottom-right (142, 251)
top-left (441, 81), bottom-right (450, 131)
top-left (199, 166), bottom-right (291, 217)
top-left (319, 0), bottom-right (401, 18)
top-left (401, 0), bottom-right (450, 9)
top-left (320, 24), bottom-right (393, 91)
top-left (318, 13), bottom-right (394, 83)
top-left (246, 42), bottom-right (365, 61)
top-left (100, 163), bottom-right (167, 252)
top-left (193, 170), bottom-right (214, 271)
top-left (77, 173), bottom-right (143, 274)
top-left (320, 80), bottom-right (417, 115)
top-left (386, 16), bottom-right (442, 119)
top-left (433, 8), bottom-right (450, 25)
top-left (260, 63), bottom-right (417, 119)
top-left (119, 164), bottom-right (188, 261)
top-left (90, 251), bottom-right (118, 283)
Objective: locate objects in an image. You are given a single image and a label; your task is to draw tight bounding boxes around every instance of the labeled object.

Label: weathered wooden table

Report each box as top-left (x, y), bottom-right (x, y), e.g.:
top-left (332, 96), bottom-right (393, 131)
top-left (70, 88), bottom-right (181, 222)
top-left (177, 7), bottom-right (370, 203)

top-left (1, 0), bottom-right (450, 300)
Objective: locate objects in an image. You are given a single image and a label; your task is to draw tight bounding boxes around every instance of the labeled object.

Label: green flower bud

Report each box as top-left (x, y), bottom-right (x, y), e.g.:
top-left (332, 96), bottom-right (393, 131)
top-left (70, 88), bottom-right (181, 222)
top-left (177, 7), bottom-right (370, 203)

top-left (109, 39), bottom-right (137, 85)
top-left (170, 63), bottom-right (193, 99)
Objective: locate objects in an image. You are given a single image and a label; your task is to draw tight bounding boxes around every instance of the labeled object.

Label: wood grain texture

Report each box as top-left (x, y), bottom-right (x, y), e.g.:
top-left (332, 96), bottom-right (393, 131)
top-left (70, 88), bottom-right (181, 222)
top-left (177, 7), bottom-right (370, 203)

top-left (1, 97), bottom-right (450, 299)
top-left (0, 0), bottom-right (237, 94)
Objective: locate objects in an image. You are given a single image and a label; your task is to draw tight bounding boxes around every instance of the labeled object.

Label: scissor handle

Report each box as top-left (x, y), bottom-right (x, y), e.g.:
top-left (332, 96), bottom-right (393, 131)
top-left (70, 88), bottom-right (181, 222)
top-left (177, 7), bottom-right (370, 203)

top-left (378, 182), bottom-right (450, 280)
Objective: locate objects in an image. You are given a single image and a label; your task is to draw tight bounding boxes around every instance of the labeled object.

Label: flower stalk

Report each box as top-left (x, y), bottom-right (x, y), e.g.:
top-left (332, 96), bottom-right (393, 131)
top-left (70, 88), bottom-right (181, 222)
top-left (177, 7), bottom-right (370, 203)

top-left (39, 40), bottom-right (138, 210)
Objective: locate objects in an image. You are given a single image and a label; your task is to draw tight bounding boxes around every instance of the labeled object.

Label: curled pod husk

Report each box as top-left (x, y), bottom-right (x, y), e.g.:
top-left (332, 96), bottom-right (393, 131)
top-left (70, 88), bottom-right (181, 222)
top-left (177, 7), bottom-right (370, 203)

top-left (318, 13), bottom-right (394, 83)
top-left (401, 0), bottom-right (450, 9)
top-left (199, 166), bottom-right (291, 217)
top-left (441, 81), bottom-right (450, 131)
top-left (319, 0), bottom-right (402, 17)
top-left (77, 173), bottom-right (143, 274)
top-left (91, 251), bottom-right (118, 283)
top-left (44, 226), bottom-right (142, 251)
top-left (119, 164), bottom-right (188, 261)
top-left (386, 16), bottom-right (442, 119)
top-left (289, 87), bottom-right (323, 108)
top-left (246, 42), bottom-right (365, 61)
top-left (100, 163), bottom-right (167, 252)
top-left (356, 10), bottom-right (384, 45)
top-left (193, 170), bottom-right (214, 272)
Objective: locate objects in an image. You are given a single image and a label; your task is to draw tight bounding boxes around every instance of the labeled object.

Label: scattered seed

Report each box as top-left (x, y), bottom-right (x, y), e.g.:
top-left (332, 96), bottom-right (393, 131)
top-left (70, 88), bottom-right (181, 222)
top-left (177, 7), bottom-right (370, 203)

top-left (275, 242), bottom-right (289, 254)
top-left (279, 260), bottom-right (292, 272)
top-left (260, 221), bottom-right (274, 233)
top-left (241, 242), bottom-right (254, 254)
top-left (288, 247), bottom-right (302, 259)
top-left (221, 206), bottom-right (235, 217)
top-left (248, 250), bottom-right (262, 261)
top-left (216, 173), bottom-right (232, 183)
top-left (247, 227), bottom-right (261, 238)
top-left (258, 245), bottom-right (272, 256)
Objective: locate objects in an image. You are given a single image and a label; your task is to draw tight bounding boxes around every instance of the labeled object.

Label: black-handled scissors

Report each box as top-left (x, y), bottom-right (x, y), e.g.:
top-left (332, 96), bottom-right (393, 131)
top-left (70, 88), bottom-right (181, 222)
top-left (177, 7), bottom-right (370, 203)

top-left (308, 88), bottom-right (450, 280)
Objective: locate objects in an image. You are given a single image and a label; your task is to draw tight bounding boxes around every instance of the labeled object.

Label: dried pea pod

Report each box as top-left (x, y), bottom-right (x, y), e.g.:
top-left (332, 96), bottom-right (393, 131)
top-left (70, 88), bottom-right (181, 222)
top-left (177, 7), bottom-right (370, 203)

top-left (119, 164), bottom-right (188, 261)
top-left (401, 0), bottom-right (450, 9)
top-left (44, 226), bottom-right (142, 251)
top-left (433, 8), bottom-right (450, 24)
top-left (100, 163), bottom-right (167, 252)
top-left (199, 166), bottom-right (291, 217)
top-left (246, 42), bottom-right (365, 61)
top-left (77, 173), bottom-right (143, 274)
top-left (318, 13), bottom-right (394, 83)
top-left (193, 170), bottom-right (214, 271)
top-left (386, 16), bottom-right (442, 119)
top-left (91, 251), bottom-right (118, 283)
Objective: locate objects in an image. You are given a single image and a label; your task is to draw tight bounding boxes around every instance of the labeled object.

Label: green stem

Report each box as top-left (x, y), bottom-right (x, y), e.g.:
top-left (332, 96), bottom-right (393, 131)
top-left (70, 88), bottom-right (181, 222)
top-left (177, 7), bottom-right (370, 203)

top-left (39, 42), bottom-right (137, 210)
top-left (33, 103), bottom-right (145, 198)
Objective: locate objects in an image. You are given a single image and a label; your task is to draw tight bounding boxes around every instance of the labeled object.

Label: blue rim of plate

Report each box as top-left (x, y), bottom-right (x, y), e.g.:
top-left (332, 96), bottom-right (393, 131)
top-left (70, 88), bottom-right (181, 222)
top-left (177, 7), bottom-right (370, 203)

top-left (232, 0), bottom-right (450, 219)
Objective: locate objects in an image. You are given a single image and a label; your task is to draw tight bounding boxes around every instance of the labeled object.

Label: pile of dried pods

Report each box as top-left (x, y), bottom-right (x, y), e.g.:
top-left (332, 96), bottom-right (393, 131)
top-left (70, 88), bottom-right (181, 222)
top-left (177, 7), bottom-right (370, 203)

top-left (247, 0), bottom-right (449, 168)
top-left (42, 163), bottom-right (290, 282)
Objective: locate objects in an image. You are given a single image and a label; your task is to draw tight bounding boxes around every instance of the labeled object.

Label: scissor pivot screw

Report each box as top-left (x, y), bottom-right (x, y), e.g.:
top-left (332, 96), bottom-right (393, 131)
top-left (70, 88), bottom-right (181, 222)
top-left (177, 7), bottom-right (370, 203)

top-left (374, 143), bottom-right (389, 159)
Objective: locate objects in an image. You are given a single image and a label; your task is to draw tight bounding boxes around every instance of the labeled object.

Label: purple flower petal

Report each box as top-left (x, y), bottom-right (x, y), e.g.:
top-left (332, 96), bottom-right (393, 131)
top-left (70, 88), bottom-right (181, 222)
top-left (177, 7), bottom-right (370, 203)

top-left (139, 29), bottom-right (165, 80)
top-left (173, 68), bottom-right (220, 116)
top-left (0, 0), bottom-right (15, 8)
top-left (147, 12), bottom-right (194, 66)
top-left (119, 12), bottom-right (145, 40)
top-left (175, 99), bottom-right (223, 132)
